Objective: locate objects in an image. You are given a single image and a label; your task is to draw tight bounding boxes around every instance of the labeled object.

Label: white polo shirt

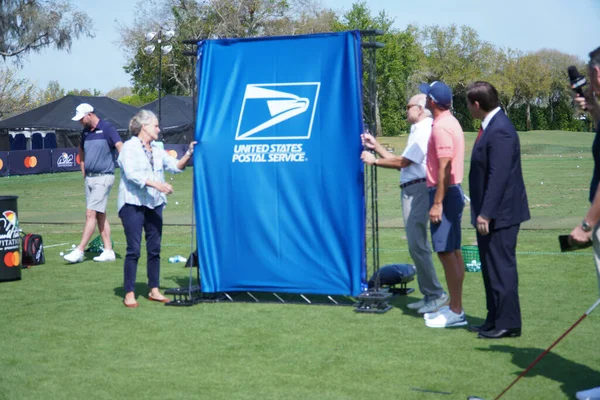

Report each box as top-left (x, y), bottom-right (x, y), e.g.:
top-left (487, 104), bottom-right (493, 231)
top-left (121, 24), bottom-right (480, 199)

top-left (400, 117), bottom-right (433, 184)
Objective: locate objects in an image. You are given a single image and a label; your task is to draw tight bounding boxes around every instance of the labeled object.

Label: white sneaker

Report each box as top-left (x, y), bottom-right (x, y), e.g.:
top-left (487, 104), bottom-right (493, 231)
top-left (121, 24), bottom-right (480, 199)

top-left (425, 307), bottom-right (467, 328)
top-left (93, 250), bottom-right (116, 262)
top-left (424, 305), bottom-right (449, 320)
top-left (407, 298), bottom-right (426, 310)
top-left (577, 386), bottom-right (600, 400)
top-left (417, 293), bottom-right (449, 314)
top-left (63, 248), bottom-right (84, 263)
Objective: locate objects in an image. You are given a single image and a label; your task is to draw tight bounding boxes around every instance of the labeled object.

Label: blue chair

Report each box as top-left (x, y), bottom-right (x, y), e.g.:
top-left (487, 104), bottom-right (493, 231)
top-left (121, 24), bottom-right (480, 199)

top-left (10, 133), bottom-right (27, 150)
top-left (31, 132), bottom-right (43, 149)
top-left (43, 133), bottom-right (57, 149)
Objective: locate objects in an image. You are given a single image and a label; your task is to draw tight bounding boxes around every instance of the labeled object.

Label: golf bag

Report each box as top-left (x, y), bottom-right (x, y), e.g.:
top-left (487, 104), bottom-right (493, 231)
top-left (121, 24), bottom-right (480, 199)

top-left (21, 233), bottom-right (45, 267)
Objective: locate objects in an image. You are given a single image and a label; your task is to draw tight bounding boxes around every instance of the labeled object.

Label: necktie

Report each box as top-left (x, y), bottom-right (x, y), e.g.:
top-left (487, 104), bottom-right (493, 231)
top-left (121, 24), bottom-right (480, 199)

top-left (476, 127), bottom-right (483, 142)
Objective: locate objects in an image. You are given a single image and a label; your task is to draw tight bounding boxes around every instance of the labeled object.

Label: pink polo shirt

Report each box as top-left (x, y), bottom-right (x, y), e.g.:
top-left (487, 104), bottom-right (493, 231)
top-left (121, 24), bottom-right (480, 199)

top-left (426, 110), bottom-right (465, 187)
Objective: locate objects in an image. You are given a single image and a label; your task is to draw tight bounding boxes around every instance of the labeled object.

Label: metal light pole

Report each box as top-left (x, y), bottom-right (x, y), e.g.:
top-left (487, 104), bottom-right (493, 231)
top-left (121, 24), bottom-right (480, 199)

top-left (144, 28), bottom-right (175, 134)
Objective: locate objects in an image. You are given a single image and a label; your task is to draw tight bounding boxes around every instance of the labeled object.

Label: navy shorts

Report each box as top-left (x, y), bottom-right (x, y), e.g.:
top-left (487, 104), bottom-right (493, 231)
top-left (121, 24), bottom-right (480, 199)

top-left (428, 185), bottom-right (465, 252)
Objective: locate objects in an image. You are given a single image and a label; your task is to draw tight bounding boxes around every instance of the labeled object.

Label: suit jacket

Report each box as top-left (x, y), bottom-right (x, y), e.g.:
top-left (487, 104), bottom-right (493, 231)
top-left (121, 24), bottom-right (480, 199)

top-left (469, 110), bottom-right (530, 230)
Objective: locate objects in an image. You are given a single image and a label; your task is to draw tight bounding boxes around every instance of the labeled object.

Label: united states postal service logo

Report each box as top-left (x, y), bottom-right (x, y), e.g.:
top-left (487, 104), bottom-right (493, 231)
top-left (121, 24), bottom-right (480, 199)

top-left (235, 83), bottom-right (320, 140)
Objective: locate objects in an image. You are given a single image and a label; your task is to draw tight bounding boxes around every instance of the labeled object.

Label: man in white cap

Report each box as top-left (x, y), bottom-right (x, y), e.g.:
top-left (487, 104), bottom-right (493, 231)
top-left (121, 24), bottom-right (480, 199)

top-left (63, 103), bottom-right (123, 263)
top-left (361, 93), bottom-right (448, 315)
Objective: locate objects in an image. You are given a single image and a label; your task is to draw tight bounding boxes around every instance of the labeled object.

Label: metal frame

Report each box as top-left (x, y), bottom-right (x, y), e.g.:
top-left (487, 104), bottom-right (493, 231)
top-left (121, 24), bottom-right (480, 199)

top-left (353, 30), bottom-right (394, 313)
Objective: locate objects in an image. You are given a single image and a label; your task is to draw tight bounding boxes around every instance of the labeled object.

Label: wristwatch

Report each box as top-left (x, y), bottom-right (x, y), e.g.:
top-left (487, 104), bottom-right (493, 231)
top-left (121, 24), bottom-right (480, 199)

top-left (582, 220), bottom-right (593, 232)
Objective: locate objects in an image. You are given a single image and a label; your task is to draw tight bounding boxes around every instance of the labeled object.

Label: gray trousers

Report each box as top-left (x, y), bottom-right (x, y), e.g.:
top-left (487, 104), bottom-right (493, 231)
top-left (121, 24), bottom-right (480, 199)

top-left (402, 182), bottom-right (444, 300)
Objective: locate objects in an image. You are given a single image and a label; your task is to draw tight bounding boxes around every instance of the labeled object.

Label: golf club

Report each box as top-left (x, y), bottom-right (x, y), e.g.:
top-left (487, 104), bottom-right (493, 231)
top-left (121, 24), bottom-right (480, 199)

top-left (467, 298), bottom-right (600, 400)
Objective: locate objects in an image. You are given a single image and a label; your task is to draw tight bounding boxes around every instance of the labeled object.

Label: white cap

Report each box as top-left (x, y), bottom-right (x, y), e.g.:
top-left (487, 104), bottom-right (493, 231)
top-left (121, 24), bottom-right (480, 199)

top-left (71, 103), bottom-right (94, 121)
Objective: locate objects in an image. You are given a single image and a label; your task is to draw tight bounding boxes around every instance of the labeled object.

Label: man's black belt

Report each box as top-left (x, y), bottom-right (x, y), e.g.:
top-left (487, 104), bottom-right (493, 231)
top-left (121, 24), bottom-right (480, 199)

top-left (86, 172), bottom-right (114, 177)
top-left (400, 178), bottom-right (426, 189)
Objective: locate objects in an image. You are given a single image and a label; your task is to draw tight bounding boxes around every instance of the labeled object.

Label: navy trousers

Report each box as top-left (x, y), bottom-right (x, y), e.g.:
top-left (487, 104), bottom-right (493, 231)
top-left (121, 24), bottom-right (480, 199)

top-left (119, 204), bottom-right (164, 293)
top-left (476, 224), bottom-right (522, 330)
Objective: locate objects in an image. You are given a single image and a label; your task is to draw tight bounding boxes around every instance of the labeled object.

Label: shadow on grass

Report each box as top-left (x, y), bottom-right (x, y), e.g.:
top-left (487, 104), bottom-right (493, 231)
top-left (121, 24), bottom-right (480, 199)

top-left (163, 270), bottom-right (199, 290)
top-left (113, 282), bottom-right (152, 299)
top-left (477, 345), bottom-right (600, 398)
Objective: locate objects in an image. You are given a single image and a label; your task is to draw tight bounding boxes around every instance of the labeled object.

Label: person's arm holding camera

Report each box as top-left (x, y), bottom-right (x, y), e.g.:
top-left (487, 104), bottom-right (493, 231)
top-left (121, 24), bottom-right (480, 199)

top-left (571, 78), bottom-right (600, 244)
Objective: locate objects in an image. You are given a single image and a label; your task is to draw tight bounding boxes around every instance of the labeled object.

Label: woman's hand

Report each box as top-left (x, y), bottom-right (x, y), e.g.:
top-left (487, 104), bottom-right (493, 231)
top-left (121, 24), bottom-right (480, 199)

top-left (147, 180), bottom-right (173, 195)
top-left (186, 141), bottom-right (198, 157)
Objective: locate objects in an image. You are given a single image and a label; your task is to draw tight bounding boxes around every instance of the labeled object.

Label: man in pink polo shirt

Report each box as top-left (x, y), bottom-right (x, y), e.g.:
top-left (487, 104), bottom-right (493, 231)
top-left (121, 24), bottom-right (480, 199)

top-left (419, 81), bottom-right (467, 328)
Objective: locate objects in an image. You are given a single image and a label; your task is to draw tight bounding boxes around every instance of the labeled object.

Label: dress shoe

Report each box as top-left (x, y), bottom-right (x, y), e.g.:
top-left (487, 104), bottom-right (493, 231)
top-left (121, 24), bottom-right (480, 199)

top-left (478, 327), bottom-right (521, 339)
top-left (467, 323), bottom-right (494, 333)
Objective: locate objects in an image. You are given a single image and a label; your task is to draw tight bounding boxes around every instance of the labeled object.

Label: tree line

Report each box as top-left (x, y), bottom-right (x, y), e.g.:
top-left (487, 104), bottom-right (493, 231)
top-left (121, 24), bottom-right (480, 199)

top-left (1, 0), bottom-right (592, 134)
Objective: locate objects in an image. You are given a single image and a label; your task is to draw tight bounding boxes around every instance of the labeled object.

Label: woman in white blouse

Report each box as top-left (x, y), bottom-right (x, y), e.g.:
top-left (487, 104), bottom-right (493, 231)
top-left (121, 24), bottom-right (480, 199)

top-left (118, 109), bottom-right (196, 308)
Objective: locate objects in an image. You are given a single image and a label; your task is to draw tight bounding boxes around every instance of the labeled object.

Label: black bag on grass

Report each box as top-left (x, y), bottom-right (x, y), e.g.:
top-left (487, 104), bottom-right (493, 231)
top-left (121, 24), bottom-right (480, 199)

top-left (21, 233), bottom-right (45, 267)
top-left (368, 263), bottom-right (416, 288)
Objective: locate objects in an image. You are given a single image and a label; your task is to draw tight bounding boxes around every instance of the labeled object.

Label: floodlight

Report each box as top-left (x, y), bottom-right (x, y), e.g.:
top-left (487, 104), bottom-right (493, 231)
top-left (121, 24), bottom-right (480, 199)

top-left (143, 44), bottom-right (156, 55)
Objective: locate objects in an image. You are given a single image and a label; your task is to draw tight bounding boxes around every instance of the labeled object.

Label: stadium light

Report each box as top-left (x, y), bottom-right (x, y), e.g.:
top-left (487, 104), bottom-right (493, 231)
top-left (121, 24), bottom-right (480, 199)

top-left (145, 27), bottom-right (175, 132)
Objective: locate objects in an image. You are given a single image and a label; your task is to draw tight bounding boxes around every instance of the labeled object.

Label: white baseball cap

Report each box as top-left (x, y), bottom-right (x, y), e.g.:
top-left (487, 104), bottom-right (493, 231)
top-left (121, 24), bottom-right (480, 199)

top-left (72, 103), bottom-right (94, 121)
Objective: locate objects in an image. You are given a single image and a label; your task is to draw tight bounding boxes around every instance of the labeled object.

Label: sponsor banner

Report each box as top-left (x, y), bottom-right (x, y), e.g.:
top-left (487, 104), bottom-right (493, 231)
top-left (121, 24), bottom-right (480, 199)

top-left (0, 152), bottom-right (8, 177)
top-left (194, 31), bottom-right (366, 296)
top-left (0, 196), bottom-right (21, 281)
top-left (51, 148), bottom-right (81, 173)
top-left (8, 149), bottom-right (52, 176)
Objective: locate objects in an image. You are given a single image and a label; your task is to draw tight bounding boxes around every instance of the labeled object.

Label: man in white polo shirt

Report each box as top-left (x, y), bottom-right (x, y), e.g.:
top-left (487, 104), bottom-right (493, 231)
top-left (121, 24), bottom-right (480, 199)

top-left (361, 93), bottom-right (447, 314)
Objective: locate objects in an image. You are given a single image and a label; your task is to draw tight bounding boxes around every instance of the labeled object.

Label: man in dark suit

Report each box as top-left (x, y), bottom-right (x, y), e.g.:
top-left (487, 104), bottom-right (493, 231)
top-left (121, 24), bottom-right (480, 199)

top-left (466, 81), bottom-right (530, 339)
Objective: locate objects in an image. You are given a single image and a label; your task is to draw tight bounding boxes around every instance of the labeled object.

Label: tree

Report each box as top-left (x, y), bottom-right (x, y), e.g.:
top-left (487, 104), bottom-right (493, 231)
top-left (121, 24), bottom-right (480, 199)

top-left (417, 24), bottom-right (497, 129)
top-left (334, 2), bottom-right (421, 136)
top-left (118, 0), bottom-right (337, 96)
top-left (503, 52), bottom-right (552, 130)
top-left (0, 0), bottom-right (94, 61)
top-left (119, 93), bottom-right (156, 107)
top-left (0, 66), bottom-right (38, 119)
top-left (535, 49), bottom-right (585, 129)
top-left (66, 88), bottom-right (102, 96)
top-left (105, 86), bottom-right (133, 100)
top-left (38, 80), bottom-right (65, 105)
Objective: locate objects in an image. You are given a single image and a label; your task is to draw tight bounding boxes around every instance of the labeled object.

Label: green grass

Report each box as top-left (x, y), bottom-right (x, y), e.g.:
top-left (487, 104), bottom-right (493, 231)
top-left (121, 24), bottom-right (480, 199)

top-left (1, 130), bottom-right (600, 399)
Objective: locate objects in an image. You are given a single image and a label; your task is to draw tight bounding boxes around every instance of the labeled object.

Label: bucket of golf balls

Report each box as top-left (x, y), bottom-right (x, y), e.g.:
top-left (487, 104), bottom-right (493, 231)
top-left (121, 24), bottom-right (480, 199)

top-left (461, 245), bottom-right (481, 272)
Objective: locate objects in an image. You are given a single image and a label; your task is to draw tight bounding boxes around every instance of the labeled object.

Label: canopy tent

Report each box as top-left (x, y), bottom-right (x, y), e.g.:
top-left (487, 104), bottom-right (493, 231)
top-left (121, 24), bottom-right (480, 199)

top-left (141, 95), bottom-right (195, 144)
top-left (0, 95), bottom-right (139, 150)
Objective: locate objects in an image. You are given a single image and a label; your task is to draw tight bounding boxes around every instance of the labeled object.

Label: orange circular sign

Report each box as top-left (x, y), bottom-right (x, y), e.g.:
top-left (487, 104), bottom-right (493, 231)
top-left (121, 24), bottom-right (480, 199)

top-left (0, 158), bottom-right (3, 170)
top-left (168, 150), bottom-right (178, 158)
top-left (24, 156), bottom-right (38, 168)
top-left (3, 251), bottom-right (19, 267)
top-left (76, 154), bottom-right (81, 164)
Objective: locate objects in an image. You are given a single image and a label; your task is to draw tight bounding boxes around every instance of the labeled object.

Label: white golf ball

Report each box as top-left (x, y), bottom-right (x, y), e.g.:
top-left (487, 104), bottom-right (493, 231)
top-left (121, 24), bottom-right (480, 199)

top-left (71, 244), bottom-right (76, 248)
top-left (59, 252), bottom-right (64, 256)
top-left (540, 182), bottom-right (544, 185)
top-left (175, 201), bottom-right (179, 205)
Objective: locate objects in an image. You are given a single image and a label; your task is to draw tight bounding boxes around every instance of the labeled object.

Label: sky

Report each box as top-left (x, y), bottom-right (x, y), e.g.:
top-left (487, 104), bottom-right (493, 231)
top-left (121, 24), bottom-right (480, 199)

top-left (13, 0), bottom-right (600, 94)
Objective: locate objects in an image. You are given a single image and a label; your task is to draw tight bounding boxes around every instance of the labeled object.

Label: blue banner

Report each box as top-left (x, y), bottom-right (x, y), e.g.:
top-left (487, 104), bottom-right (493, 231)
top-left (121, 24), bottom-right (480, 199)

top-left (0, 152), bottom-right (8, 177)
top-left (8, 150), bottom-right (52, 176)
top-left (194, 31), bottom-right (366, 296)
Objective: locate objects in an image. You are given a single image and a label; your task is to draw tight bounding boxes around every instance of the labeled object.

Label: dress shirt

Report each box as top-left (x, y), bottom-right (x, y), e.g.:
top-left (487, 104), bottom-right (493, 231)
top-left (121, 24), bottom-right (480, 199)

top-left (481, 107), bottom-right (502, 131)
top-left (401, 117), bottom-right (432, 184)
